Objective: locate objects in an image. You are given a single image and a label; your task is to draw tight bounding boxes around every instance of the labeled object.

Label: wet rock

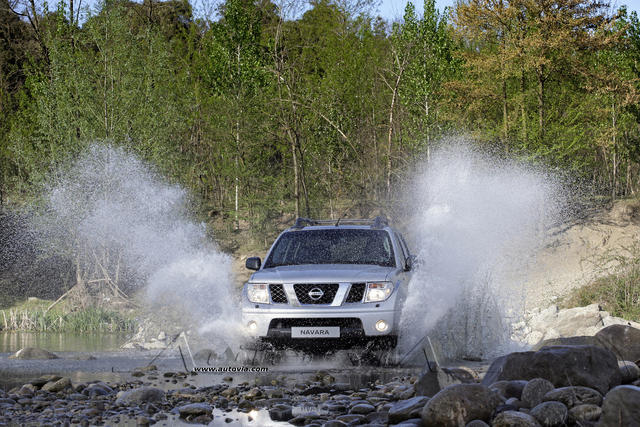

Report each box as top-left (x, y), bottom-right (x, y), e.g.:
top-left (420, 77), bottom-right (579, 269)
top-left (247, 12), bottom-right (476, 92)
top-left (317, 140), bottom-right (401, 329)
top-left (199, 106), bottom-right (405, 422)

top-left (619, 360), bottom-right (640, 383)
top-left (335, 414), bottom-right (364, 423)
top-left (41, 377), bottom-right (72, 393)
top-left (84, 383), bottom-right (113, 397)
top-left (321, 421), bottom-right (347, 427)
top-left (9, 347), bottom-right (59, 359)
top-left (530, 401), bottom-right (567, 426)
top-left (482, 345), bottom-right (621, 394)
top-left (465, 421), bottom-right (490, 427)
top-left (365, 410), bottom-right (388, 424)
top-left (388, 396), bottom-right (429, 424)
top-left (415, 367), bottom-right (477, 396)
top-left (421, 384), bottom-right (502, 427)
top-left (568, 404), bottom-right (602, 423)
top-left (521, 378), bottom-right (555, 408)
top-left (542, 386), bottom-right (603, 407)
top-left (349, 403), bottom-right (375, 414)
top-left (489, 380), bottom-right (528, 399)
top-left (598, 385), bottom-right (640, 426)
top-left (115, 387), bottom-right (164, 406)
top-left (391, 384), bottom-right (415, 400)
top-left (492, 410), bottom-right (541, 426)
top-left (595, 325), bottom-right (640, 362)
top-left (177, 402), bottom-right (212, 417)
top-left (30, 375), bottom-right (61, 387)
top-left (269, 404), bottom-right (293, 421)
top-left (533, 335), bottom-right (603, 351)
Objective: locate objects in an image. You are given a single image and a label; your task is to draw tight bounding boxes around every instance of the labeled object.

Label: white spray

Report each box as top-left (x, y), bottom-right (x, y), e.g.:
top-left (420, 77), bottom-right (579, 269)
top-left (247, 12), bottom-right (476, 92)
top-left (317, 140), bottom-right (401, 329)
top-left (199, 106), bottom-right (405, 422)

top-left (399, 142), bottom-right (563, 359)
top-left (43, 144), bottom-right (242, 347)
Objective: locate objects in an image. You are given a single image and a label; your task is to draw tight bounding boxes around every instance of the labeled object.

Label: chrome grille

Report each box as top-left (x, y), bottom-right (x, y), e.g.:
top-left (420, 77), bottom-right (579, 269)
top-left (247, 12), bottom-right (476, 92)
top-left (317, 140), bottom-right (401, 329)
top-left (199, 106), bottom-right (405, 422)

top-left (345, 283), bottom-right (366, 303)
top-left (294, 283), bottom-right (339, 304)
top-left (269, 284), bottom-right (288, 304)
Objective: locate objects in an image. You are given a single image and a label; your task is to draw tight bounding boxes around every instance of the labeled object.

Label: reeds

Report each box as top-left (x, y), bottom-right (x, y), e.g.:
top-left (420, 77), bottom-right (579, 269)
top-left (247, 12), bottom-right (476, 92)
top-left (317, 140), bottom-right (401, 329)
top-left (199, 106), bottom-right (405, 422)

top-left (0, 307), bottom-right (135, 333)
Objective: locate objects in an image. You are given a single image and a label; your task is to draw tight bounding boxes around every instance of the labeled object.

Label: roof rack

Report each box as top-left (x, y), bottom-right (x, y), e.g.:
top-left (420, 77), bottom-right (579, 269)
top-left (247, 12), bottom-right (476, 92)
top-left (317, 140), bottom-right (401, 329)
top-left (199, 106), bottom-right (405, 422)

top-left (292, 215), bottom-right (389, 229)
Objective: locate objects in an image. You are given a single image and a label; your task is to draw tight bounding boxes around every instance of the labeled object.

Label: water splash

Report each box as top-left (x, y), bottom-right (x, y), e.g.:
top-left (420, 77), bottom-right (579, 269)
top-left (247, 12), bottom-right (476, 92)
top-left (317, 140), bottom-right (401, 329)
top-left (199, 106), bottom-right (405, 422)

top-left (42, 143), bottom-right (241, 346)
top-left (399, 141), bottom-right (564, 359)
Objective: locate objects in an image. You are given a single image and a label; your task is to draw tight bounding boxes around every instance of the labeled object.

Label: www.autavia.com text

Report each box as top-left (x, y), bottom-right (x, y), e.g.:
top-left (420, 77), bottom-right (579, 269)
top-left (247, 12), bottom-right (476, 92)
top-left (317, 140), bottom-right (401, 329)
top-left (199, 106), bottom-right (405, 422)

top-left (191, 366), bottom-right (269, 373)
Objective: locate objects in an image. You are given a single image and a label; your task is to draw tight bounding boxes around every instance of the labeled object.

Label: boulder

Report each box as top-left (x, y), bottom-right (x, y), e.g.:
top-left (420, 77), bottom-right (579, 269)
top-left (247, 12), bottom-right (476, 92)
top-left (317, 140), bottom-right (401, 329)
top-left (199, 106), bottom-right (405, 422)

top-left (619, 360), bottom-right (640, 384)
top-left (598, 385), bottom-right (640, 426)
top-left (415, 367), bottom-right (478, 397)
top-left (529, 401), bottom-right (568, 426)
top-left (115, 387), bottom-right (164, 405)
top-left (542, 386), bottom-right (602, 408)
top-left (9, 347), bottom-right (58, 359)
top-left (568, 404), bottom-right (602, 423)
top-left (349, 403), bottom-right (375, 414)
top-left (532, 336), bottom-right (602, 351)
top-left (489, 380), bottom-right (528, 399)
top-left (177, 403), bottom-right (212, 417)
top-left (595, 325), bottom-right (640, 361)
top-left (388, 396), bottom-right (429, 424)
top-left (521, 379), bottom-right (555, 408)
top-left (41, 377), bottom-right (71, 392)
top-left (482, 345), bottom-right (621, 394)
top-left (492, 410), bottom-right (541, 426)
top-left (465, 421), bottom-right (489, 427)
top-left (420, 384), bottom-right (502, 427)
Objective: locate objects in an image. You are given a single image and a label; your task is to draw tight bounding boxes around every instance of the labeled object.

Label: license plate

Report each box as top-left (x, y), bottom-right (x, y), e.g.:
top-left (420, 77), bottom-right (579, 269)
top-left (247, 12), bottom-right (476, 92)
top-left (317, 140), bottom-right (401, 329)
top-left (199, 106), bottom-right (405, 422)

top-left (291, 326), bottom-right (340, 338)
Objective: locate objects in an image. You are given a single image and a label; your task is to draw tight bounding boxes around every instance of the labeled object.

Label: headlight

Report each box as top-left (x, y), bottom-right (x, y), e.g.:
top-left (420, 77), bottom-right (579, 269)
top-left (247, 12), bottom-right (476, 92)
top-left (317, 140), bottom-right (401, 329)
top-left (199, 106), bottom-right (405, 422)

top-left (364, 282), bottom-right (393, 302)
top-left (247, 283), bottom-right (270, 304)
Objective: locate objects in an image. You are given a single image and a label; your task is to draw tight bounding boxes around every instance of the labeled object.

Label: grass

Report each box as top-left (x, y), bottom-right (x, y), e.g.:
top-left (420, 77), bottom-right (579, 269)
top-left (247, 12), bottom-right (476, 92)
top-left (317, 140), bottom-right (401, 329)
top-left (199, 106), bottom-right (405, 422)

top-left (563, 252), bottom-right (640, 323)
top-left (0, 298), bottom-right (136, 333)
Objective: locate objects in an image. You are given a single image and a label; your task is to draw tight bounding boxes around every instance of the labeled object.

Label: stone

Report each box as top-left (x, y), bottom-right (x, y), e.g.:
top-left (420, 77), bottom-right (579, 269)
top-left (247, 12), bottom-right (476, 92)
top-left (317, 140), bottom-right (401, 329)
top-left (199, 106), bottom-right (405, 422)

top-left (595, 325), bottom-right (640, 362)
top-left (542, 386), bottom-right (603, 407)
top-left (321, 421), bottom-right (347, 427)
top-left (532, 335), bottom-right (602, 351)
top-left (415, 367), bottom-right (477, 397)
top-left (482, 345), bottom-right (621, 394)
top-left (335, 414), bottom-right (364, 423)
top-left (568, 404), bottom-right (602, 423)
top-left (9, 347), bottom-right (58, 359)
top-left (598, 385), bottom-right (640, 426)
top-left (420, 384), bottom-right (502, 427)
top-left (269, 405), bottom-right (293, 421)
top-left (529, 401), bottom-right (567, 426)
top-left (489, 380), bottom-right (528, 399)
top-left (492, 410), bottom-right (541, 426)
top-left (521, 379), bottom-right (555, 408)
top-left (41, 377), bottom-right (72, 393)
top-left (349, 403), bottom-right (375, 414)
top-left (177, 403), bottom-right (212, 417)
top-left (465, 421), bottom-right (490, 427)
top-left (619, 360), bottom-right (640, 384)
top-left (387, 396), bottom-right (429, 424)
top-left (115, 387), bottom-right (164, 406)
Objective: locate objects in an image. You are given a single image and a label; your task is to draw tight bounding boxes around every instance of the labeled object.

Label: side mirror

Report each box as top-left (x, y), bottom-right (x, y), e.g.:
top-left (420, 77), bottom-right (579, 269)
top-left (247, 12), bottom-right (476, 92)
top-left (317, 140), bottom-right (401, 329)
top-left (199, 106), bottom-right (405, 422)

top-left (404, 255), bottom-right (417, 272)
top-left (246, 257), bottom-right (261, 271)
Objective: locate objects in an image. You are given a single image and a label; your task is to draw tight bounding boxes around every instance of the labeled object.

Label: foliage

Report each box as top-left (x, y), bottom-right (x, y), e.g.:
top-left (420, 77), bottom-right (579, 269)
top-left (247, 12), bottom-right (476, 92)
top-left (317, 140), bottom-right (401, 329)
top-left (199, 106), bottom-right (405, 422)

top-left (1, 0), bottom-right (640, 243)
top-left (563, 249), bottom-right (640, 322)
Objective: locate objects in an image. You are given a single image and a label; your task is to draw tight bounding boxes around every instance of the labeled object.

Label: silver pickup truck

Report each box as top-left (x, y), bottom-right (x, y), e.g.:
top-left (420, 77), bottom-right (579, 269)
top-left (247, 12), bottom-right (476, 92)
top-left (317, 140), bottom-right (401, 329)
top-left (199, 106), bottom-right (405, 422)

top-left (241, 216), bottom-right (414, 350)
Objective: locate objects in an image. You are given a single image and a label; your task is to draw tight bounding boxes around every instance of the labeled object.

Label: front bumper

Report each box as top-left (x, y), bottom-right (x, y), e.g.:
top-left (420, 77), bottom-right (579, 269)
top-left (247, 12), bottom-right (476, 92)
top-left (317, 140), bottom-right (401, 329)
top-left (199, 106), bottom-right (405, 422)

top-left (241, 286), bottom-right (403, 339)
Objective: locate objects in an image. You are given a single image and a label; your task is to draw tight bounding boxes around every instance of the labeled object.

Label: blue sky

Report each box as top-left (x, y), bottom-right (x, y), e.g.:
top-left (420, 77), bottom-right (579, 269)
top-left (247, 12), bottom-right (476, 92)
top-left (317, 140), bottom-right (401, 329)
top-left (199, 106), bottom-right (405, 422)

top-left (377, 0), bottom-right (640, 20)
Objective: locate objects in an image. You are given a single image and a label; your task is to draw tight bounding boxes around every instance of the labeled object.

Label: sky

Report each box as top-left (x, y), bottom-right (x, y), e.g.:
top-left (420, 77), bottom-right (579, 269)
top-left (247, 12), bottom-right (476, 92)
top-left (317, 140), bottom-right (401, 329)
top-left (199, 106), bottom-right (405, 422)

top-left (377, 0), bottom-right (640, 20)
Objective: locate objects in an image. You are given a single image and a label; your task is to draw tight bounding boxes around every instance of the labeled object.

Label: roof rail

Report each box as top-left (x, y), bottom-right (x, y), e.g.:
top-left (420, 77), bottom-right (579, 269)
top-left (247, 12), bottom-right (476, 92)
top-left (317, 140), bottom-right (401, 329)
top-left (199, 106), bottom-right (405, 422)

top-left (292, 215), bottom-right (389, 229)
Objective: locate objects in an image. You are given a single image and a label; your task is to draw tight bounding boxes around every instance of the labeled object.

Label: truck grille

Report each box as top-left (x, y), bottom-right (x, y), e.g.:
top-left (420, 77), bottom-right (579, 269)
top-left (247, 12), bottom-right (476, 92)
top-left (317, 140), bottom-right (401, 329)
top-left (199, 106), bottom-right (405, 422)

top-left (345, 283), bottom-right (366, 303)
top-left (294, 283), bottom-right (339, 304)
top-left (269, 284), bottom-right (288, 304)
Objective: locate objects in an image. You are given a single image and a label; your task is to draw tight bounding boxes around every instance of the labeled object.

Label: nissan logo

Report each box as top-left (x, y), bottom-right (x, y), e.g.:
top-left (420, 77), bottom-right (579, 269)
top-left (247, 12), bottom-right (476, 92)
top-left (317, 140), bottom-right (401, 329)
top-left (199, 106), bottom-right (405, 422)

top-left (308, 287), bottom-right (324, 300)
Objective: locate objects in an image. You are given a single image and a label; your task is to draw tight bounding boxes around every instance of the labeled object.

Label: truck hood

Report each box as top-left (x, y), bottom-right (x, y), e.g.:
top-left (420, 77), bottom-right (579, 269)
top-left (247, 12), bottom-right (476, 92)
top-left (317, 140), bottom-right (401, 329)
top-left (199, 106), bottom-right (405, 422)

top-left (249, 264), bottom-right (396, 284)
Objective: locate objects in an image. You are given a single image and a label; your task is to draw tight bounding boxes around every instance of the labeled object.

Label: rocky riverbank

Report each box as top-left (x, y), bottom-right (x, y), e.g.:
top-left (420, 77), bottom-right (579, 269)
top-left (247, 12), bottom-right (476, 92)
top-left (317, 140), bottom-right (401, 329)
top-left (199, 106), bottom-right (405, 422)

top-left (2, 325), bottom-right (639, 426)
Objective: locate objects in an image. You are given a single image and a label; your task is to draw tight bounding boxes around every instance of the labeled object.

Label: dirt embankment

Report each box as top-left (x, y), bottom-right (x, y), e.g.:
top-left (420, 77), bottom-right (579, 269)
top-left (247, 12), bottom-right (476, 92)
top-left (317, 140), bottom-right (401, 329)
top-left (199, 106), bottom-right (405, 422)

top-left (523, 198), bottom-right (640, 310)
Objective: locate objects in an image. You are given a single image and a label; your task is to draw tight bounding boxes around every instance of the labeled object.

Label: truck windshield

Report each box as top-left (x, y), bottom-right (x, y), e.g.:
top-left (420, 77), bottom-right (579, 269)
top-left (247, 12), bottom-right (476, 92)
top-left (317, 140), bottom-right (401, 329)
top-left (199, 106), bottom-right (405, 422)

top-left (264, 229), bottom-right (395, 268)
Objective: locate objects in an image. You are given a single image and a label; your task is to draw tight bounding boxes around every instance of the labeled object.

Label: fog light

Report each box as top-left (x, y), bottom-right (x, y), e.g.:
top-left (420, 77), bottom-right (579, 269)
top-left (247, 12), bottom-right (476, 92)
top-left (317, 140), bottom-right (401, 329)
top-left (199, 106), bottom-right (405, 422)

top-left (247, 321), bottom-right (257, 333)
top-left (375, 320), bottom-right (388, 332)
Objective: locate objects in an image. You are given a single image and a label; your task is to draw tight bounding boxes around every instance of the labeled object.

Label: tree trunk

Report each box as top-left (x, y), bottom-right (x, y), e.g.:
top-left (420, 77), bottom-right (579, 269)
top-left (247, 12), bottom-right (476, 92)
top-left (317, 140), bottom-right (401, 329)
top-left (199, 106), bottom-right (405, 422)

top-left (537, 65), bottom-right (545, 144)
top-left (520, 67), bottom-right (527, 143)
